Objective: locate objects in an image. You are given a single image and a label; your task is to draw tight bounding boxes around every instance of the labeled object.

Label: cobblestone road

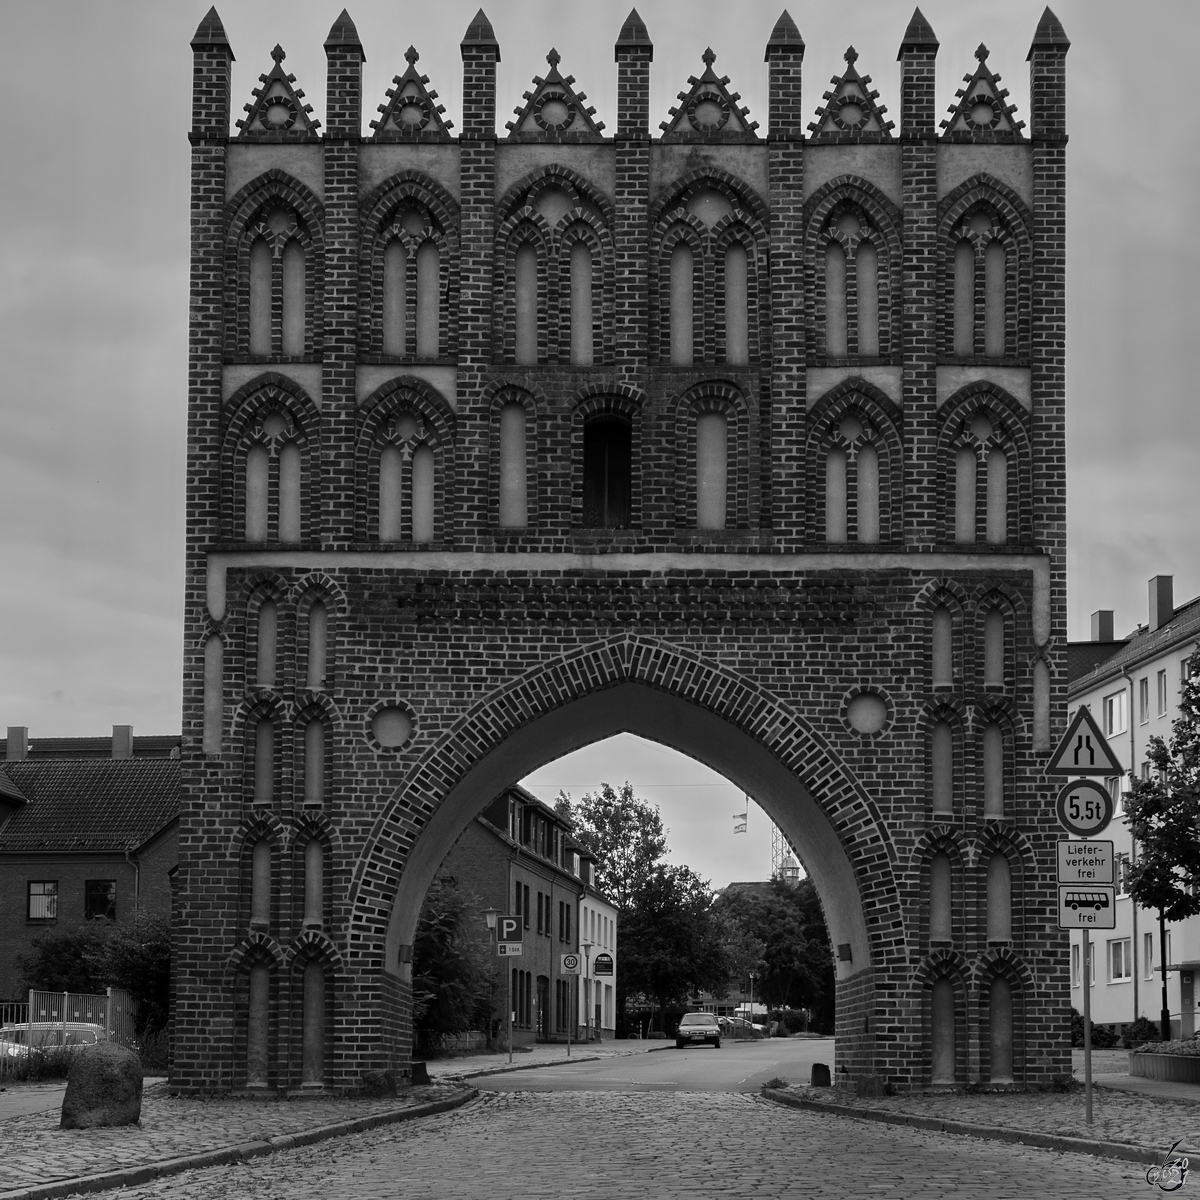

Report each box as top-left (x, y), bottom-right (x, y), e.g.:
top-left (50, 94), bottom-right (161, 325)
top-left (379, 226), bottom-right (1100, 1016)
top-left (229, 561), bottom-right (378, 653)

top-left (84, 1090), bottom-right (1150, 1199)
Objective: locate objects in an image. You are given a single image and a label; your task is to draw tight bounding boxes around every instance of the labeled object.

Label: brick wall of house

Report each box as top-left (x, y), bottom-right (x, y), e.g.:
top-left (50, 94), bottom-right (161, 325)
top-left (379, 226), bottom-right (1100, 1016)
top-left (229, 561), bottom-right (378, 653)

top-left (175, 8), bottom-right (1071, 1093)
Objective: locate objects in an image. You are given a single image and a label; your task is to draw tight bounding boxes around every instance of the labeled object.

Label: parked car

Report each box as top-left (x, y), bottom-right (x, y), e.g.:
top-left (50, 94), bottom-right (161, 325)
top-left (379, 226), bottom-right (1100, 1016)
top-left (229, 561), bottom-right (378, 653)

top-left (0, 1022), bottom-right (110, 1059)
top-left (675, 1012), bottom-right (721, 1049)
top-left (718, 1015), bottom-right (764, 1038)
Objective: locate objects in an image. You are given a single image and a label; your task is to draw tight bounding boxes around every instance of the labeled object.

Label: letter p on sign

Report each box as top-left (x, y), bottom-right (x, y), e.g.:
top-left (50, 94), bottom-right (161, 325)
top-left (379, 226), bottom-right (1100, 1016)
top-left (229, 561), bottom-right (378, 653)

top-left (498, 915), bottom-right (522, 942)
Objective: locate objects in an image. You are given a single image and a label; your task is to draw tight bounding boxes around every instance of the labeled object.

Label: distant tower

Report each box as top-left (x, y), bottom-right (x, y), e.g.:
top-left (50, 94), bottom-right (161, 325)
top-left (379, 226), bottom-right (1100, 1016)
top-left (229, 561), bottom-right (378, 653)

top-left (770, 820), bottom-right (800, 881)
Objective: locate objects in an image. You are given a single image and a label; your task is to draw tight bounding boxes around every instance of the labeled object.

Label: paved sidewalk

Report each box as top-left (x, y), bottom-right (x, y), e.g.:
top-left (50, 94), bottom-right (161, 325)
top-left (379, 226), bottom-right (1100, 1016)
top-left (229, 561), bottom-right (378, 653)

top-left (429, 1038), bottom-right (669, 1080)
top-left (0, 1080), bottom-right (469, 1198)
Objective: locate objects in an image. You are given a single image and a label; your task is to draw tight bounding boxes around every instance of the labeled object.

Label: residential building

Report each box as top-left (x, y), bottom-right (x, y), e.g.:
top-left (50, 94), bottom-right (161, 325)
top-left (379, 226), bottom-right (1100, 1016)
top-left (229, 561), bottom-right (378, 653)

top-left (436, 785), bottom-right (617, 1045)
top-left (0, 726), bottom-right (180, 1001)
top-left (1067, 577), bottom-right (1200, 1037)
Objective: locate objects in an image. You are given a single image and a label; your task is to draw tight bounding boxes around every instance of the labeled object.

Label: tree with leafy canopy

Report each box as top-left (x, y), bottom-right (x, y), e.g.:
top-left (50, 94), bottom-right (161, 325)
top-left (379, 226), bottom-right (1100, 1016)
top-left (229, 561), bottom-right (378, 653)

top-left (554, 782), bottom-right (667, 914)
top-left (618, 862), bottom-right (730, 1029)
top-left (1124, 649), bottom-right (1200, 1039)
top-left (714, 877), bottom-right (834, 1028)
top-left (411, 876), bottom-right (501, 1049)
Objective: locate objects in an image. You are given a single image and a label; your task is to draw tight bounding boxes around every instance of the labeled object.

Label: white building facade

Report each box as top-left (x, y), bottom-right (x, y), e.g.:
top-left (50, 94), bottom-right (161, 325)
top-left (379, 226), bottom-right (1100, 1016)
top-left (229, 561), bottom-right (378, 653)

top-left (1067, 576), bottom-right (1200, 1037)
top-left (576, 850), bottom-right (618, 1040)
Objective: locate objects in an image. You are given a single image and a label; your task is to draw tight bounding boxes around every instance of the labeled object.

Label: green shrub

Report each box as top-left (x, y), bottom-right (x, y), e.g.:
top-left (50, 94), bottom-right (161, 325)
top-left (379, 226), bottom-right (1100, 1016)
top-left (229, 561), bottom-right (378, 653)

top-left (1071, 1009), bottom-right (1118, 1048)
top-left (1122, 1016), bottom-right (1160, 1048)
top-left (1133, 1037), bottom-right (1200, 1055)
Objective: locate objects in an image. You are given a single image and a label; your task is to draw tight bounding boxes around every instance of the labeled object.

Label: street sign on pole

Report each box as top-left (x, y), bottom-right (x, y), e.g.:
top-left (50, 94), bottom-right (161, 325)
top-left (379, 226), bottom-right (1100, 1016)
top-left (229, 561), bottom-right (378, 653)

top-left (497, 915), bottom-right (523, 956)
top-left (593, 952), bottom-right (614, 977)
top-left (1057, 885), bottom-right (1116, 929)
top-left (1054, 779), bottom-right (1114, 838)
top-left (561, 953), bottom-right (581, 974)
top-left (1056, 840), bottom-right (1113, 884)
top-left (1045, 707), bottom-right (1122, 776)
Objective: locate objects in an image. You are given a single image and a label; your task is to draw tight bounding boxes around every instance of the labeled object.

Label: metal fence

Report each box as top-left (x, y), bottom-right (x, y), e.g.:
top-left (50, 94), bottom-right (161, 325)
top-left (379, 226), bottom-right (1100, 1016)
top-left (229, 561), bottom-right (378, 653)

top-left (0, 988), bottom-right (136, 1076)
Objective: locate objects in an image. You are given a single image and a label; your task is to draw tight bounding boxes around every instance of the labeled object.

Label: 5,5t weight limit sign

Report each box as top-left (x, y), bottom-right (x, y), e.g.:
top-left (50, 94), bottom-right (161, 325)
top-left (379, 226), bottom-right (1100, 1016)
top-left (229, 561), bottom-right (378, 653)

top-left (1055, 778), bottom-right (1113, 838)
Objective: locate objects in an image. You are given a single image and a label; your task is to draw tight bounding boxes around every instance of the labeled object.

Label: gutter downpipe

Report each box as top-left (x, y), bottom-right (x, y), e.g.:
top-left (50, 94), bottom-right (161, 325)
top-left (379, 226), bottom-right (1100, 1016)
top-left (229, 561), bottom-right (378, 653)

top-left (1123, 668), bottom-right (1138, 1026)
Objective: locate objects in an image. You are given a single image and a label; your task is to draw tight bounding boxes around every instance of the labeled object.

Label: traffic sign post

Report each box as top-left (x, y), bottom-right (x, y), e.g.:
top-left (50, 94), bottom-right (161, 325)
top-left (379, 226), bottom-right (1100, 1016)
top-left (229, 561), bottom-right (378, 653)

top-left (495, 916), bottom-right (522, 1063)
top-left (560, 953), bottom-right (581, 1057)
top-left (1055, 839), bottom-right (1115, 1128)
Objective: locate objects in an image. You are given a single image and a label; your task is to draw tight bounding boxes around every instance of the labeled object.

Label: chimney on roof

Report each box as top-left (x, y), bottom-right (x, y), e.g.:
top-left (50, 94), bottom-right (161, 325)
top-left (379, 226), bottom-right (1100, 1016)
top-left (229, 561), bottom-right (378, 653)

top-left (6, 727), bottom-right (28, 762)
top-left (112, 725), bottom-right (134, 759)
top-left (1149, 576), bottom-right (1174, 633)
top-left (1090, 610), bottom-right (1114, 643)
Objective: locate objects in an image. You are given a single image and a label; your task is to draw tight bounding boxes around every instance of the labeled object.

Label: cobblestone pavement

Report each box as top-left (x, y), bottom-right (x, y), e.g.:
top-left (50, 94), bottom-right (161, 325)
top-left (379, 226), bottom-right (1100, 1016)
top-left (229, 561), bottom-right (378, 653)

top-left (785, 1082), bottom-right (1196, 1156)
top-left (0, 1080), bottom-right (461, 1195)
top-left (70, 1090), bottom-right (1151, 1199)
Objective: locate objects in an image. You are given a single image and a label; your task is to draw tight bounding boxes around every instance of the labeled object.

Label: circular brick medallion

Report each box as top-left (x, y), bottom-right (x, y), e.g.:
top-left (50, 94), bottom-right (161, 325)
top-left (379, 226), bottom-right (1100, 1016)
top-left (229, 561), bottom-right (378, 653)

top-left (372, 707), bottom-right (413, 748)
top-left (846, 691), bottom-right (888, 734)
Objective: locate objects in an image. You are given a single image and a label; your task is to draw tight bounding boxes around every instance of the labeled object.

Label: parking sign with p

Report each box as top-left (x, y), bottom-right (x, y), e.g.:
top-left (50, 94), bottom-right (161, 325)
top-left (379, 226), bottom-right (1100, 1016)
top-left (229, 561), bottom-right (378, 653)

top-left (497, 915), bottom-right (523, 956)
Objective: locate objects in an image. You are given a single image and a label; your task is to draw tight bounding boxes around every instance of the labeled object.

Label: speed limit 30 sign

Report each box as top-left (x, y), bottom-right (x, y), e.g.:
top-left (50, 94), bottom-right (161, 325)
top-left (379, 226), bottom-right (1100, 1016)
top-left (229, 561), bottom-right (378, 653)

top-left (1055, 778), bottom-right (1114, 838)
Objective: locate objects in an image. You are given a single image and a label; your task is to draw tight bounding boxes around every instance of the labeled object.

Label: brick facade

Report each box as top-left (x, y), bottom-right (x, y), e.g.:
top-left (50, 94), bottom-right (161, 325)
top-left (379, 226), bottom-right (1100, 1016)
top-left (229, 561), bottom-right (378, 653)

top-left (176, 6), bottom-right (1071, 1093)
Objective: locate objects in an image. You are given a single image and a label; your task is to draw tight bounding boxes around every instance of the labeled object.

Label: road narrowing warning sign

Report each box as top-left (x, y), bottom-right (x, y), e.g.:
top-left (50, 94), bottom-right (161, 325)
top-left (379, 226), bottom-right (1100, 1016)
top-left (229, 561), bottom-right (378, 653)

top-left (1045, 707), bottom-right (1122, 777)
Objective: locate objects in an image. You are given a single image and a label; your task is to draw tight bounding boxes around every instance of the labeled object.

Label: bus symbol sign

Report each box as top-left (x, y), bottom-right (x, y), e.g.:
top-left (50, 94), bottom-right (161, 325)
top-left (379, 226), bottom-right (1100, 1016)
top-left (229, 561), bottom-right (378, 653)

top-left (1057, 884), bottom-right (1116, 929)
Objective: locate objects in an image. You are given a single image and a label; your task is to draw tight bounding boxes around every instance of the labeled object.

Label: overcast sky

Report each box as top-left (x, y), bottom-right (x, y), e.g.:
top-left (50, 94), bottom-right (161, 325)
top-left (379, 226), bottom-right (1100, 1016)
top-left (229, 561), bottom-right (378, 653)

top-left (1, 2), bottom-right (1195, 882)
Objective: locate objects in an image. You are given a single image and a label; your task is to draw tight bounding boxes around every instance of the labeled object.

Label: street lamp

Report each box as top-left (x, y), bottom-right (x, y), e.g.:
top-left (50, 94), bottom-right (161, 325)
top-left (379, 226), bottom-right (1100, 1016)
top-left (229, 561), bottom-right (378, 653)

top-left (580, 941), bottom-right (594, 1041)
top-left (748, 972), bottom-right (756, 1035)
top-left (481, 909), bottom-right (511, 1064)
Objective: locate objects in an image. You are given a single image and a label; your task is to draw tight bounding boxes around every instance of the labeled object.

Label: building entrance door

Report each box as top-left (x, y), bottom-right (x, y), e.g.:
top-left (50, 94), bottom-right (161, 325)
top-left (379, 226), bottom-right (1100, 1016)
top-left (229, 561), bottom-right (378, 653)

top-left (537, 976), bottom-right (549, 1040)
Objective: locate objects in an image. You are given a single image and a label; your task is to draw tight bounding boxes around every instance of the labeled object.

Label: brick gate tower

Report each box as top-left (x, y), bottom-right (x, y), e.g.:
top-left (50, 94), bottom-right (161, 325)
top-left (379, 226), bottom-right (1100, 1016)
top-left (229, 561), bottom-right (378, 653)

top-left (176, 6), bottom-right (1071, 1092)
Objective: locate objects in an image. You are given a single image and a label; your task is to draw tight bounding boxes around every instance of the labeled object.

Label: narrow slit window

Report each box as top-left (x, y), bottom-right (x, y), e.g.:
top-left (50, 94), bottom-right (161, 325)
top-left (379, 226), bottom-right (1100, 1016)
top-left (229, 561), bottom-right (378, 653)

top-left (245, 445), bottom-right (270, 542)
top-left (203, 635), bottom-right (224, 755)
top-left (986, 447), bottom-right (1008, 545)
top-left (670, 242), bottom-right (694, 366)
top-left (382, 239), bottom-right (407, 356)
top-left (724, 243), bottom-right (749, 365)
top-left (984, 609), bottom-right (1005, 688)
top-left (931, 977), bottom-right (956, 1083)
top-left (303, 839), bottom-right (323, 927)
top-left (582, 415), bottom-right (632, 529)
top-left (280, 241), bottom-right (305, 356)
top-left (278, 442), bottom-right (302, 544)
top-left (932, 721), bottom-right (954, 816)
top-left (256, 601), bottom-right (277, 689)
top-left (416, 241), bottom-right (439, 358)
top-left (931, 607), bottom-right (953, 687)
top-left (515, 243), bottom-right (538, 366)
top-left (825, 448), bottom-right (847, 543)
top-left (249, 239), bottom-right (272, 355)
top-left (301, 960), bottom-right (325, 1084)
top-left (410, 445), bottom-right (435, 543)
top-left (983, 722), bottom-right (1005, 818)
top-left (254, 719), bottom-right (274, 806)
top-left (984, 241), bottom-right (1006, 356)
top-left (570, 241), bottom-right (593, 367)
top-left (695, 411), bottom-right (728, 531)
top-left (929, 853), bottom-right (952, 942)
top-left (856, 241), bottom-right (879, 356)
top-left (498, 403), bottom-right (528, 528)
top-left (825, 242), bottom-right (848, 356)
top-left (856, 443), bottom-right (880, 544)
top-left (955, 445), bottom-right (977, 544)
top-left (1033, 660), bottom-right (1050, 751)
top-left (306, 601), bottom-right (328, 691)
top-left (304, 718), bottom-right (325, 806)
top-left (250, 839), bottom-right (271, 927)
top-left (986, 853), bottom-right (1013, 941)
top-left (954, 239), bottom-right (975, 355)
top-left (378, 445), bottom-right (404, 541)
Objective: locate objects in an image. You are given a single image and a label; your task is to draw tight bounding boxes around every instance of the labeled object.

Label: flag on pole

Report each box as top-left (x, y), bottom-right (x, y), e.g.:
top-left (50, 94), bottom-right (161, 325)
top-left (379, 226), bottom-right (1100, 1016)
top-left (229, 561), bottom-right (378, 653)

top-left (732, 811), bottom-right (747, 834)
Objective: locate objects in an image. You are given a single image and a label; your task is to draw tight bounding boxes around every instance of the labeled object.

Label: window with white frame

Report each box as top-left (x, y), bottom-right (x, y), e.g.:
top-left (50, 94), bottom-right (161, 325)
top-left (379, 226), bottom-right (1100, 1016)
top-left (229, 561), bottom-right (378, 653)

top-left (27, 880), bottom-right (57, 921)
top-left (1158, 669), bottom-right (1169, 717)
top-left (1103, 689), bottom-right (1128, 737)
top-left (1109, 938), bottom-right (1131, 981)
top-left (1071, 942), bottom-right (1080, 988)
top-left (1139, 677), bottom-right (1149, 724)
top-left (1144, 932), bottom-right (1155, 979)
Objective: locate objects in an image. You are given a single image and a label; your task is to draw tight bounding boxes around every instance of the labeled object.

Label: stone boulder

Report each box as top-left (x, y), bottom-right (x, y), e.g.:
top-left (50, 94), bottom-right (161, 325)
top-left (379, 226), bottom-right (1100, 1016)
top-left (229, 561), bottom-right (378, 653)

top-left (61, 1042), bottom-right (143, 1128)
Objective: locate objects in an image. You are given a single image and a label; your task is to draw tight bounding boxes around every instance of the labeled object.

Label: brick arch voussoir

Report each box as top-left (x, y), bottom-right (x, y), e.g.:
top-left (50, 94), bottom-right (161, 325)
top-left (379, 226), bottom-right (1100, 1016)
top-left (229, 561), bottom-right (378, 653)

top-left (912, 826), bottom-right (970, 875)
top-left (971, 581), bottom-right (1029, 625)
top-left (360, 170), bottom-right (460, 239)
top-left (970, 946), bottom-right (1035, 995)
top-left (971, 822), bottom-right (1033, 873)
top-left (570, 383), bottom-right (646, 421)
top-left (497, 165), bottom-right (615, 226)
top-left (914, 947), bottom-right (971, 990)
top-left (357, 377), bottom-right (456, 448)
top-left (937, 383), bottom-right (1030, 454)
top-left (222, 932), bottom-right (286, 989)
top-left (939, 174), bottom-right (1033, 246)
top-left (804, 176), bottom-right (902, 254)
top-left (807, 379), bottom-right (903, 452)
top-left (347, 635), bottom-right (895, 935)
top-left (289, 572), bottom-right (347, 616)
top-left (221, 375), bottom-right (320, 459)
top-left (915, 577), bottom-right (971, 614)
top-left (483, 379), bottom-right (547, 419)
top-left (230, 692), bottom-right (290, 745)
top-left (650, 168), bottom-right (770, 229)
top-left (285, 929), bottom-right (345, 973)
top-left (238, 571), bottom-right (292, 611)
top-left (232, 809), bottom-right (288, 861)
top-left (293, 808), bottom-right (343, 857)
top-left (227, 170), bottom-right (326, 246)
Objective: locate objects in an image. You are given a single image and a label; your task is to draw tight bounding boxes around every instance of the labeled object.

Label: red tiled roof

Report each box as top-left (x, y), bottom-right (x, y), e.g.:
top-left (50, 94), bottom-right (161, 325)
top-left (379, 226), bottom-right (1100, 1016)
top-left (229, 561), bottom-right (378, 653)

top-left (0, 759), bottom-right (178, 852)
top-left (0, 767), bottom-right (26, 804)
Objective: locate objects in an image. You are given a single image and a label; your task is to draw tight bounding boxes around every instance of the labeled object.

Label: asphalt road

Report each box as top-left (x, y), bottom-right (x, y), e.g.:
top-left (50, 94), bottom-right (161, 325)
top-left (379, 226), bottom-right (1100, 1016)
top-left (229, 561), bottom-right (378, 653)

top-left (474, 1036), bottom-right (833, 1092)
